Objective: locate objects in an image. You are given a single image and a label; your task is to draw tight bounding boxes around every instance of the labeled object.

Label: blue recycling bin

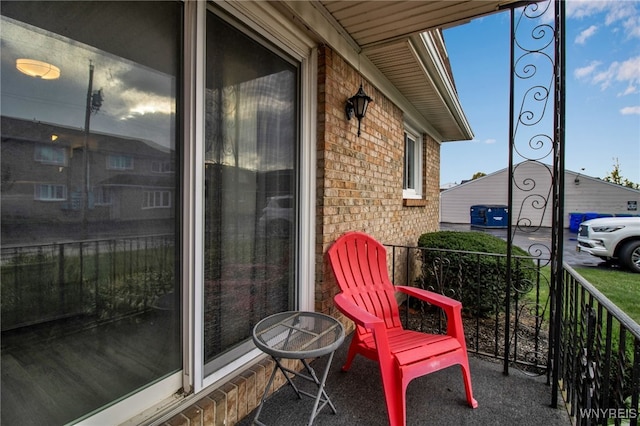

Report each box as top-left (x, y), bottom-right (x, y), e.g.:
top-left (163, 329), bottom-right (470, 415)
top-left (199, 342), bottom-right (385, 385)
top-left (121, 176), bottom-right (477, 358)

top-left (470, 205), bottom-right (508, 228)
top-left (583, 212), bottom-right (599, 221)
top-left (569, 213), bottom-right (584, 233)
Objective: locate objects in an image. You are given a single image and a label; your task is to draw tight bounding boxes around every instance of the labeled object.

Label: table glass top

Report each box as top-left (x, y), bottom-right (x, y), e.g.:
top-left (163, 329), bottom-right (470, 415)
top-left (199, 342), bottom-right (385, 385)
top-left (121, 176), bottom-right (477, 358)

top-left (253, 311), bottom-right (344, 358)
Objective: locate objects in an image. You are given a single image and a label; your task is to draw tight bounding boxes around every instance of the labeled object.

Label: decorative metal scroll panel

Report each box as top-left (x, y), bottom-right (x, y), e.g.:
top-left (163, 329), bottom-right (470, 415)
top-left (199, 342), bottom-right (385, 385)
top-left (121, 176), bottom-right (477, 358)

top-left (509, 0), bottom-right (556, 255)
top-left (505, 0), bottom-right (558, 376)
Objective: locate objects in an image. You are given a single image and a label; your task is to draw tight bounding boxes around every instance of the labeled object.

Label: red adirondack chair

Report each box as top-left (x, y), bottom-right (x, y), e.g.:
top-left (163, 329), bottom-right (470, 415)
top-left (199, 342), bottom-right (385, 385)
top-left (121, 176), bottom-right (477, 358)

top-left (327, 231), bottom-right (477, 426)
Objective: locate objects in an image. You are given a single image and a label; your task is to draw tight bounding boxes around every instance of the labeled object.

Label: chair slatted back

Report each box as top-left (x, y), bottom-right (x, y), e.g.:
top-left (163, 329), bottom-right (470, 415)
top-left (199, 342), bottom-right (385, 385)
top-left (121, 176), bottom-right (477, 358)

top-left (327, 232), bottom-right (403, 334)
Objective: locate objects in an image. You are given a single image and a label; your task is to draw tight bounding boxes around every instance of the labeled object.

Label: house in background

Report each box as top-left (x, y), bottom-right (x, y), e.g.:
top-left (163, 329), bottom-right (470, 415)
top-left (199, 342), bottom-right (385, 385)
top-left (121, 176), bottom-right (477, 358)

top-left (440, 160), bottom-right (640, 228)
top-left (1, 116), bottom-right (175, 244)
top-left (0, 1), bottom-right (546, 425)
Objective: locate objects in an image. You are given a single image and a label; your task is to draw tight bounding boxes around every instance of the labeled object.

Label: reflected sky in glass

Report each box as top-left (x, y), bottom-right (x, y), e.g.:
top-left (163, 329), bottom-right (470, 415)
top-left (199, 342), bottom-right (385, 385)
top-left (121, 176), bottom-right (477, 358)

top-left (1, 16), bottom-right (175, 149)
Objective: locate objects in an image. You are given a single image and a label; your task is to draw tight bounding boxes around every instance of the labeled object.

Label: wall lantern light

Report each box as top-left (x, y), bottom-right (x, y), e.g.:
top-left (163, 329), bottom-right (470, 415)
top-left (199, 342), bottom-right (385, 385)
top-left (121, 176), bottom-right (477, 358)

top-left (345, 84), bottom-right (372, 137)
top-left (16, 58), bottom-right (61, 80)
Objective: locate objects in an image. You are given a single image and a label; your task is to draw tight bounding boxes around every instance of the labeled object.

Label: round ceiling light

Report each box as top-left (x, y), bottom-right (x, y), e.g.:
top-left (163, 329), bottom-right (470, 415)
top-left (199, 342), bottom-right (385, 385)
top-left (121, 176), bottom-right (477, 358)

top-left (16, 58), bottom-right (61, 80)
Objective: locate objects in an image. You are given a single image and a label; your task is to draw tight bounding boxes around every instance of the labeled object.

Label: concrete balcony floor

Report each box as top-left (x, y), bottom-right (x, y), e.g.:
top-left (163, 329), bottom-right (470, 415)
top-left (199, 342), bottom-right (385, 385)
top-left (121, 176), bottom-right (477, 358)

top-left (238, 336), bottom-right (571, 426)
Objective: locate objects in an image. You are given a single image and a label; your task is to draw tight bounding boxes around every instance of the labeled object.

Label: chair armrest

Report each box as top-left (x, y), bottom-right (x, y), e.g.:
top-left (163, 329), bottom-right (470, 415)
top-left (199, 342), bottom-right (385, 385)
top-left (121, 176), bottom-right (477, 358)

top-left (334, 293), bottom-right (385, 330)
top-left (395, 285), bottom-right (461, 311)
top-left (395, 285), bottom-right (465, 340)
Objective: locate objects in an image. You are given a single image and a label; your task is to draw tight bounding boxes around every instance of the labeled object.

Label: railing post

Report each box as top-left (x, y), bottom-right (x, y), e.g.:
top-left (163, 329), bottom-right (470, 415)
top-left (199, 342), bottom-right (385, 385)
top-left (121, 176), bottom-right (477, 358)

top-left (95, 240), bottom-right (100, 316)
top-left (579, 306), bottom-right (596, 426)
top-left (551, 0), bottom-right (567, 408)
top-left (37, 246), bottom-right (44, 316)
top-left (601, 312), bottom-right (614, 419)
top-left (631, 340), bottom-right (640, 426)
top-left (568, 272), bottom-right (578, 417)
top-left (615, 329), bottom-right (628, 419)
top-left (12, 247), bottom-right (19, 310)
top-left (58, 244), bottom-right (65, 312)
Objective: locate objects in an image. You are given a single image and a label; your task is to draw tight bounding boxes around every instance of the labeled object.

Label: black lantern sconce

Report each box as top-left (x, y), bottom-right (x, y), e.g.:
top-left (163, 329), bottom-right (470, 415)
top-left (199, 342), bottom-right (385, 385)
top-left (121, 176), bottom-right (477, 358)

top-left (345, 84), bottom-right (372, 137)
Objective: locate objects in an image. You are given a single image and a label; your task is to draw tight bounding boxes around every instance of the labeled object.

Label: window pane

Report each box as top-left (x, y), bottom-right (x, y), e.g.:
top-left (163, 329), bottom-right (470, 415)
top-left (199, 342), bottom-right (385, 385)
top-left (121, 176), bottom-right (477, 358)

top-left (404, 134), bottom-right (415, 189)
top-left (35, 145), bottom-right (66, 165)
top-left (204, 12), bottom-right (298, 368)
top-left (54, 184), bottom-right (65, 200)
top-left (0, 2), bottom-right (182, 424)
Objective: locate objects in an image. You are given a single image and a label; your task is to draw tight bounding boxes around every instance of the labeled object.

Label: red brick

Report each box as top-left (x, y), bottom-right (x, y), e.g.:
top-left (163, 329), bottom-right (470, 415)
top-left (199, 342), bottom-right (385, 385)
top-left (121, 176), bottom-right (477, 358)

top-left (194, 396), bottom-right (215, 425)
top-left (182, 405), bottom-right (202, 426)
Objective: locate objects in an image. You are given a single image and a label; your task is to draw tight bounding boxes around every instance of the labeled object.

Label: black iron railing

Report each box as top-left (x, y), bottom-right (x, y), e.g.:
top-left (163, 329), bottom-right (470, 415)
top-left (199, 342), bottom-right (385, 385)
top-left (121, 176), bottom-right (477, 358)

top-left (386, 244), bottom-right (639, 426)
top-left (387, 244), bottom-right (551, 373)
top-left (0, 235), bottom-right (175, 331)
top-left (560, 264), bottom-right (640, 426)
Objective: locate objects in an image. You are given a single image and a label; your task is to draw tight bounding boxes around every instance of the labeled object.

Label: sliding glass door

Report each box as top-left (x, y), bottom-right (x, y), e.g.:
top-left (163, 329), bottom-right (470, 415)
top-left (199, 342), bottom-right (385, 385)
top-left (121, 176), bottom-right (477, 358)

top-left (0, 2), bottom-right (182, 424)
top-left (203, 11), bottom-right (299, 371)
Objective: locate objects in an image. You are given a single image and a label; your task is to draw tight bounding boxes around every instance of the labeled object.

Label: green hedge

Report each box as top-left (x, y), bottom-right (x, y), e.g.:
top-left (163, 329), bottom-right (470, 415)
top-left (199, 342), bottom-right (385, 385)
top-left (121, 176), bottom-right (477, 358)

top-left (417, 231), bottom-right (537, 316)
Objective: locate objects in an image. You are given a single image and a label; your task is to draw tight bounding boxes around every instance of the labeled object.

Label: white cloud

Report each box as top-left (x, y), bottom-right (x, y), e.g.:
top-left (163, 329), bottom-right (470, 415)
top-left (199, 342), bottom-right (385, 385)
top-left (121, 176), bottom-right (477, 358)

top-left (620, 85), bottom-right (638, 96)
top-left (568, 0), bottom-right (640, 94)
top-left (622, 14), bottom-right (640, 38)
top-left (566, 0), bottom-right (610, 19)
top-left (566, 0), bottom-right (640, 39)
top-left (574, 61), bottom-right (600, 79)
top-left (616, 56), bottom-right (640, 94)
top-left (484, 138), bottom-right (497, 144)
top-left (575, 56), bottom-right (640, 93)
top-left (575, 25), bottom-right (598, 44)
top-left (620, 106), bottom-right (640, 115)
top-left (592, 62), bottom-right (618, 90)
top-left (604, 1), bottom-right (636, 26)
top-left (617, 56), bottom-right (640, 83)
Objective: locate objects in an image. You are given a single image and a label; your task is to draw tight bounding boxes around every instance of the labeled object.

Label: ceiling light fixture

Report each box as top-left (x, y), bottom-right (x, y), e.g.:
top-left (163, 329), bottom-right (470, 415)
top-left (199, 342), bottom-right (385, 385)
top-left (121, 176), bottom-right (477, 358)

top-left (16, 58), bottom-right (61, 80)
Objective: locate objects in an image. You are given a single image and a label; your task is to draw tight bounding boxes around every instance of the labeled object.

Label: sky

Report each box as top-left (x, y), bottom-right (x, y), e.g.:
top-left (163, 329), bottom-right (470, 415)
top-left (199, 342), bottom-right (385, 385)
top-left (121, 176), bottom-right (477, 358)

top-left (441, 0), bottom-right (640, 187)
top-left (1, 15), bottom-right (176, 149)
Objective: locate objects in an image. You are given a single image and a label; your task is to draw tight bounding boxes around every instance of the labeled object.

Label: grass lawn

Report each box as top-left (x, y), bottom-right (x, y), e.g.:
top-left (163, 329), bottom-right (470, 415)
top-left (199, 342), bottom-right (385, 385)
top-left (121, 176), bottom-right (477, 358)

top-left (572, 266), bottom-right (640, 325)
top-left (521, 266), bottom-right (639, 325)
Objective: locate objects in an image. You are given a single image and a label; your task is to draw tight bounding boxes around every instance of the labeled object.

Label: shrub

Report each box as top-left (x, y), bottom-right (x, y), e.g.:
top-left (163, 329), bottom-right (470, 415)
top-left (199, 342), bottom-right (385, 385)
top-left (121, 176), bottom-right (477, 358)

top-left (416, 231), bottom-right (537, 316)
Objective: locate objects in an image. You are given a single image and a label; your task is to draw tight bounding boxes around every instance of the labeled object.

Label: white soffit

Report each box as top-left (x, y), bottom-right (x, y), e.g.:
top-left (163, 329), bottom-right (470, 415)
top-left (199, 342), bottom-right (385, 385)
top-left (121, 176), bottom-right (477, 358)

top-left (279, 1), bottom-right (526, 141)
top-left (318, 1), bottom-right (521, 49)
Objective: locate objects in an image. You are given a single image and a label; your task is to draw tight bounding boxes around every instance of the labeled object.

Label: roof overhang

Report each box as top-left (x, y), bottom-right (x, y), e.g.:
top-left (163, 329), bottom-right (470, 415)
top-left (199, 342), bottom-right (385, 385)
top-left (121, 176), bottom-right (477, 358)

top-left (273, 1), bottom-right (528, 141)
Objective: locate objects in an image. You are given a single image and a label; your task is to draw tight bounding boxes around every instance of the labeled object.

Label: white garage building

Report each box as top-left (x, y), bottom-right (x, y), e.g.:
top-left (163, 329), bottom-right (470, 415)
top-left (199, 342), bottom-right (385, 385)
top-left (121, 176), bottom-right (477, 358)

top-left (440, 160), bottom-right (640, 228)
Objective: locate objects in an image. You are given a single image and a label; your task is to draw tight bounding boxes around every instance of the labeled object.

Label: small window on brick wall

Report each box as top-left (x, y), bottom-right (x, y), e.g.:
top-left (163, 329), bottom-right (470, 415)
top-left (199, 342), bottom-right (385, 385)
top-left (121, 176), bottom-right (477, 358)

top-left (403, 126), bottom-right (422, 199)
top-left (142, 190), bottom-right (171, 209)
top-left (35, 145), bottom-right (67, 166)
top-left (34, 183), bottom-right (66, 201)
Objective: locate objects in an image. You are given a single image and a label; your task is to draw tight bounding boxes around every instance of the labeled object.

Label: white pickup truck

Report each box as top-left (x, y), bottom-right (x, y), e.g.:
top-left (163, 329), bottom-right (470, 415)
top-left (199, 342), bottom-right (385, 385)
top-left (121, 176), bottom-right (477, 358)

top-left (577, 216), bottom-right (640, 273)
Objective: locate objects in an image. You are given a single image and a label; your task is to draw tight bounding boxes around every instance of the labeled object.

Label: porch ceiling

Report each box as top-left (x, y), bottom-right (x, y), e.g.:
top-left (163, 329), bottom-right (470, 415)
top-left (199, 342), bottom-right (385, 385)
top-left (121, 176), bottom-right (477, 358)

top-left (320, 1), bottom-right (529, 141)
top-left (277, 1), bottom-right (526, 141)
top-left (317, 1), bottom-right (522, 49)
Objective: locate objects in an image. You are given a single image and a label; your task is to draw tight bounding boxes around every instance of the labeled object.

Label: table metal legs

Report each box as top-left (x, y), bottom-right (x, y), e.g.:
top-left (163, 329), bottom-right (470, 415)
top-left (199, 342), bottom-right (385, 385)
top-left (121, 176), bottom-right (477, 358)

top-left (253, 352), bottom-right (338, 426)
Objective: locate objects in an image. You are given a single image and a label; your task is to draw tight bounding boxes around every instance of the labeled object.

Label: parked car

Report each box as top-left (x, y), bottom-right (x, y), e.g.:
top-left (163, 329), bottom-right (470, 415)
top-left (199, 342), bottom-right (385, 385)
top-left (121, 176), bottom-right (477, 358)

top-left (257, 195), bottom-right (293, 238)
top-left (576, 216), bottom-right (640, 273)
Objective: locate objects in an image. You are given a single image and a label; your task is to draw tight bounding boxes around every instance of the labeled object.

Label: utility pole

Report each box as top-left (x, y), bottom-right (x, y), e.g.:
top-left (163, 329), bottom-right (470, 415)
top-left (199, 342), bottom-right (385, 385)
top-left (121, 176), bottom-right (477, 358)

top-left (82, 63), bottom-right (102, 239)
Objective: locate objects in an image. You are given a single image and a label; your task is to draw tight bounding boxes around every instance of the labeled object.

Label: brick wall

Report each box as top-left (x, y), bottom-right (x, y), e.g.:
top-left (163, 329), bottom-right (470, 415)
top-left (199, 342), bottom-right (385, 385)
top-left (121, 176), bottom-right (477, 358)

top-left (165, 44), bottom-right (441, 426)
top-left (163, 357), bottom-right (300, 426)
top-left (316, 45), bottom-right (440, 317)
